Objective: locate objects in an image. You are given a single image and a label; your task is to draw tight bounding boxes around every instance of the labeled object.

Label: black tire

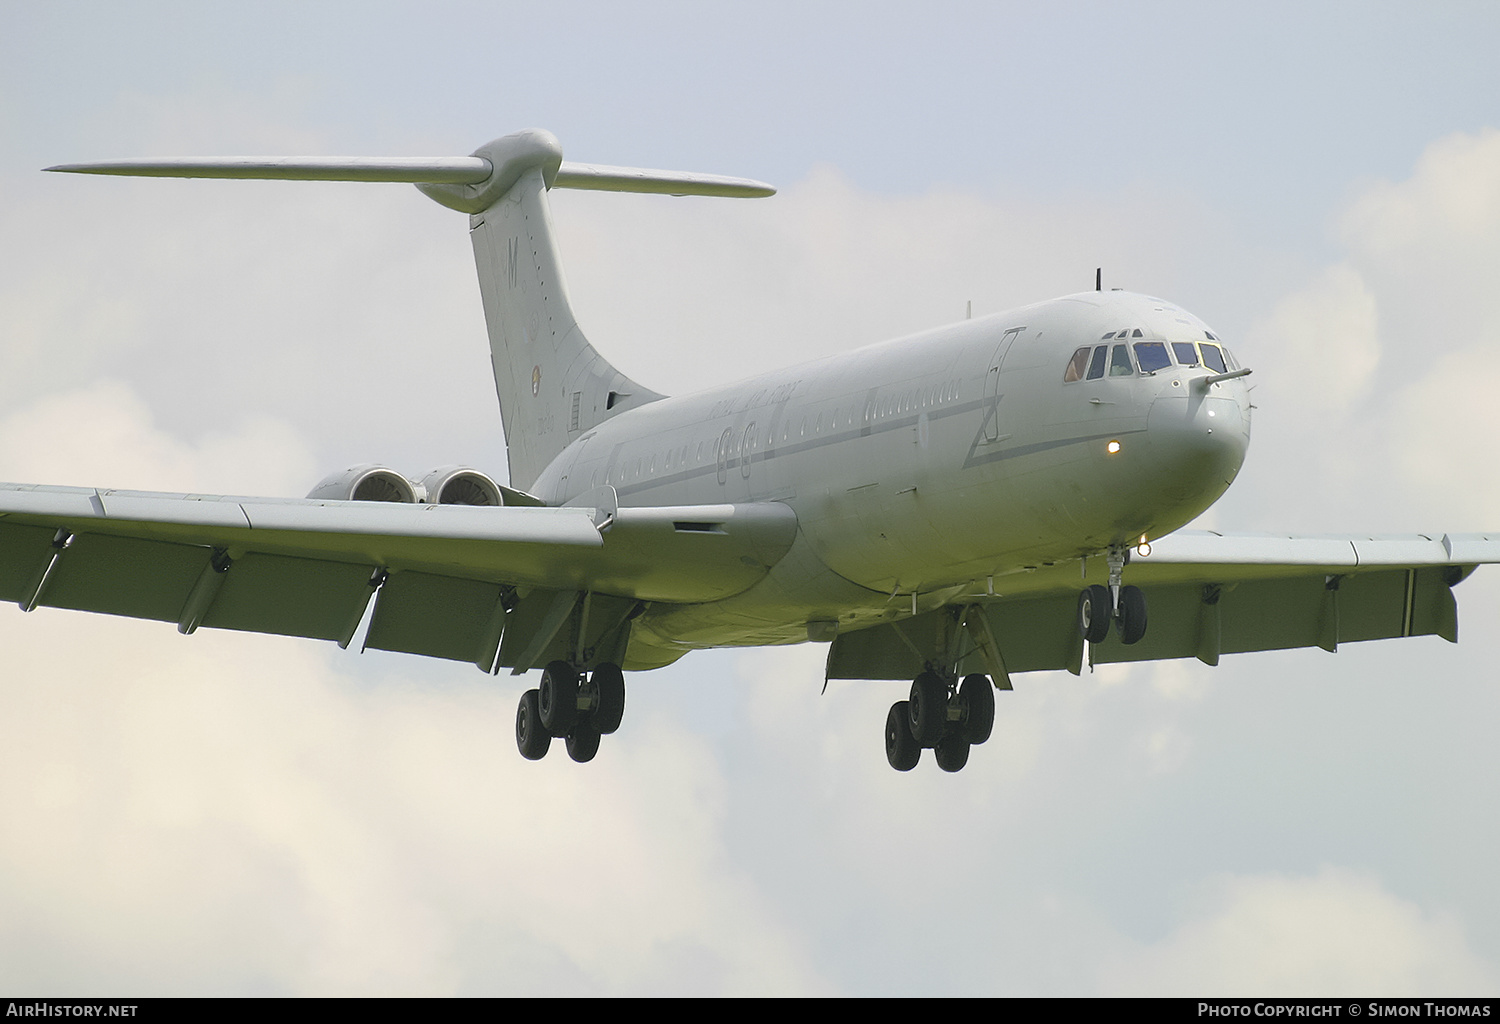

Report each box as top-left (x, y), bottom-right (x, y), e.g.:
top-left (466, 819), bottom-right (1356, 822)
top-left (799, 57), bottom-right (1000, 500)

top-left (934, 732), bottom-right (971, 773)
top-left (1118, 585), bottom-right (1148, 645)
top-left (539, 660), bottom-right (579, 737)
top-left (591, 662), bottom-right (626, 734)
top-left (961, 673), bottom-right (995, 745)
top-left (908, 671), bottom-right (948, 747)
top-left (566, 722), bottom-right (602, 763)
top-left (885, 701), bottom-right (920, 771)
top-left (516, 689), bottom-right (550, 761)
top-left (1077, 584), bottom-right (1113, 644)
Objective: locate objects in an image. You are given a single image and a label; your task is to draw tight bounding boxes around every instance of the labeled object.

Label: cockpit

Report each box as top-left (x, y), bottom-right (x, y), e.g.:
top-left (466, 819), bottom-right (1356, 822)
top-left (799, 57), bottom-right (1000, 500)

top-left (1062, 330), bottom-right (1238, 382)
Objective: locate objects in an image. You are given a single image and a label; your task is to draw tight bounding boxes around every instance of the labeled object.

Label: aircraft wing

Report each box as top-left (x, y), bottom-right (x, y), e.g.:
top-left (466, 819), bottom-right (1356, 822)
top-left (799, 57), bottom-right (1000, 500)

top-left (826, 530), bottom-right (1500, 682)
top-left (0, 482), bottom-right (797, 672)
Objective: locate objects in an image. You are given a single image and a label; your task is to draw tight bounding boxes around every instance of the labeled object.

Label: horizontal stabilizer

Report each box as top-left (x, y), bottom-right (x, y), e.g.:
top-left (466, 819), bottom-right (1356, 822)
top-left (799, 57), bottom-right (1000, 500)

top-left (46, 157), bottom-right (776, 197)
top-left (553, 163), bottom-right (775, 198)
top-left (44, 156), bottom-right (494, 184)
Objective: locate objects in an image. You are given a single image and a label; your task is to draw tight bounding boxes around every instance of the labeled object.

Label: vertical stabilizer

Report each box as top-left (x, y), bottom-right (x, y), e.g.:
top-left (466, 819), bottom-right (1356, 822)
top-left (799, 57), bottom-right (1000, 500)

top-left (420, 130), bottom-right (664, 491)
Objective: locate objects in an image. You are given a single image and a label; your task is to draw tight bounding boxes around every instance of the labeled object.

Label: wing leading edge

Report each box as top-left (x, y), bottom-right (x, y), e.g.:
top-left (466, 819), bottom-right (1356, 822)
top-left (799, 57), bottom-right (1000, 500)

top-left (826, 530), bottom-right (1500, 682)
top-left (0, 482), bottom-right (797, 673)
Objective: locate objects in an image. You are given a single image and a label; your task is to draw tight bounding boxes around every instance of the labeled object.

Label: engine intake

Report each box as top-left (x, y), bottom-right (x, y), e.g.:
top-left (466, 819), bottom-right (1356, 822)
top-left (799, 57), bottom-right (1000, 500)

top-left (306, 465), bottom-right (420, 503)
top-left (419, 466), bottom-right (503, 506)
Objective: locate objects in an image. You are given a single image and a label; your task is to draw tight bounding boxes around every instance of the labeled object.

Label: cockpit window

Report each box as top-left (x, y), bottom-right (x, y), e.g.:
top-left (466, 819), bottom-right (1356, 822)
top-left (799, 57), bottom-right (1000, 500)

top-left (1134, 342), bottom-right (1171, 374)
top-left (1063, 346), bottom-right (1091, 382)
top-left (1086, 345), bottom-right (1108, 380)
top-left (1200, 343), bottom-right (1228, 374)
top-left (1171, 342), bottom-right (1199, 366)
top-left (1108, 344), bottom-right (1135, 377)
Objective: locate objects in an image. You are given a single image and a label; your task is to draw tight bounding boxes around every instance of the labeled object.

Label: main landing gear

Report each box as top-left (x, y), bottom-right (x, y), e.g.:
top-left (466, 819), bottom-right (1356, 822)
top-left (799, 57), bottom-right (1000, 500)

top-left (516, 660), bottom-right (626, 763)
top-left (1077, 543), bottom-right (1148, 646)
top-left (885, 670), bottom-right (996, 773)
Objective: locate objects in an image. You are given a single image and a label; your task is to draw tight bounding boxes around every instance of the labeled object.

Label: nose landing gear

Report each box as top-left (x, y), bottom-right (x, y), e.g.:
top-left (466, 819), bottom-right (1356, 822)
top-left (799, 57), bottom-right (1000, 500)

top-left (1077, 543), bottom-right (1149, 646)
top-left (516, 660), bottom-right (627, 763)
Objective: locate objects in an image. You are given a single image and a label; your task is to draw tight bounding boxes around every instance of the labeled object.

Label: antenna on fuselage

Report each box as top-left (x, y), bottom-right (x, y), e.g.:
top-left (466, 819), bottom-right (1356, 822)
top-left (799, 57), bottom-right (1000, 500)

top-left (1096, 267), bottom-right (1102, 292)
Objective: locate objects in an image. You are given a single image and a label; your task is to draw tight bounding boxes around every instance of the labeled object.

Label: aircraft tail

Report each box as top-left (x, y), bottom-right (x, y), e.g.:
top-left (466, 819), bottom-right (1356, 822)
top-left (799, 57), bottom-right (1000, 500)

top-left (47, 130), bottom-right (776, 492)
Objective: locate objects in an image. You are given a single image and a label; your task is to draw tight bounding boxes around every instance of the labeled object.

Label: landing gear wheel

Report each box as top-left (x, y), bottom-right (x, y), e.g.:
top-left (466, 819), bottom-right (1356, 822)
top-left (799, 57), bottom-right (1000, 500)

top-left (1118, 585), bottom-right (1148, 645)
top-left (539, 660), bottom-right (580, 737)
top-left (1077, 584), bottom-right (1112, 644)
top-left (516, 689), bottom-right (550, 761)
top-left (908, 671), bottom-right (949, 747)
top-left (960, 673), bottom-right (995, 745)
top-left (885, 701), bottom-right (920, 771)
top-left (934, 732), bottom-right (971, 773)
top-left (591, 663), bottom-right (626, 734)
top-left (566, 722), bottom-right (602, 763)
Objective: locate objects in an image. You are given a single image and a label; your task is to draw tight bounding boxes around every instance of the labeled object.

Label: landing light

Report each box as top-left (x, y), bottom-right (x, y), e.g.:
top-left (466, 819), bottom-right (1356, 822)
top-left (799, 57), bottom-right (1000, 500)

top-left (1137, 535), bottom-right (1152, 557)
top-left (1106, 439), bottom-right (1122, 455)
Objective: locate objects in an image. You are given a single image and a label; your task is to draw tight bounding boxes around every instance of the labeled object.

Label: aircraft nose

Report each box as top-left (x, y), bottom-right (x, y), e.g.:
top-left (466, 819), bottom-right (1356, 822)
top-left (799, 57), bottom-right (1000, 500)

top-left (1143, 385), bottom-right (1250, 503)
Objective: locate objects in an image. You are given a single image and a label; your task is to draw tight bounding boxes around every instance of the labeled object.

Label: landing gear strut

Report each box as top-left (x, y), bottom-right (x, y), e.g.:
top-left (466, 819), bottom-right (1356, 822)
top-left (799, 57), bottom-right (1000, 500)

top-left (885, 670), bottom-right (997, 773)
top-left (516, 661), bottom-right (627, 763)
top-left (1077, 543), bottom-right (1148, 646)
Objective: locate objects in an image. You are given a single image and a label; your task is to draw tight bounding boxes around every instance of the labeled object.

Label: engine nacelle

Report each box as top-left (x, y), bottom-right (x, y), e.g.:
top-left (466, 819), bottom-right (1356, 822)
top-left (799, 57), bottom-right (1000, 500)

top-left (419, 466), bottom-right (503, 506)
top-left (306, 464), bottom-right (420, 503)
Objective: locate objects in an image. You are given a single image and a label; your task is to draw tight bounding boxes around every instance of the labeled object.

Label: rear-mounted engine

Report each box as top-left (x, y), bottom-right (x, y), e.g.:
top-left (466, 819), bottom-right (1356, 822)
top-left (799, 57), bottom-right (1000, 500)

top-left (306, 464), bottom-right (503, 505)
top-left (418, 466), bottom-right (503, 506)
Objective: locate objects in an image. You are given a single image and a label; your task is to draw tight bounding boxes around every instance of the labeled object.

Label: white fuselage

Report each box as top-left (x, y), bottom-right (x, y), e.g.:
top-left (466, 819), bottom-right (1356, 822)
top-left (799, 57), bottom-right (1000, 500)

top-left (530, 289), bottom-right (1252, 656)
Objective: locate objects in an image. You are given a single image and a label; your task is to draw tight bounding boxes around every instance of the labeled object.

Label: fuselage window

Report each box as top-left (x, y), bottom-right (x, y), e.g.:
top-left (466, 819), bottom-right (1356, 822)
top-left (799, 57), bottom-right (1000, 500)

top-left (1086, 346), bottom-right (1109, 380)
top-left (1201, 343), bottom-right (1228, 374)
top-left (1064, 346), bottom-right (1091, 382)
top-left (1171, 342), bottom-right (1199, 366)
top-left (1133, 342), bottom-right (1171, 374)
top-left (1109, 344), bottom-right (1135, 377)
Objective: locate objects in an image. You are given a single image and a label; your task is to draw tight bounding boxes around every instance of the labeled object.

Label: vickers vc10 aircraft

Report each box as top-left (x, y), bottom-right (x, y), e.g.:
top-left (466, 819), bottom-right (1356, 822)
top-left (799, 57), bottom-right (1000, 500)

top-left (7, 129), bottom-right (1497, 772)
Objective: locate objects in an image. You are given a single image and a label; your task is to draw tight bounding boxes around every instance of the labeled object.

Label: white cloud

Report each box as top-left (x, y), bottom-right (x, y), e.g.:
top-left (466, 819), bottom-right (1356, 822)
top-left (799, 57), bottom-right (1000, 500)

top-left (1101, 868), bottom-right (1499, 996)
top-left (1211, 129), bottom-right (1500, 534)
top-left (0, 379), bottom-right (316, 496)
top-left (1246, 263), bottom-right (1381, 413)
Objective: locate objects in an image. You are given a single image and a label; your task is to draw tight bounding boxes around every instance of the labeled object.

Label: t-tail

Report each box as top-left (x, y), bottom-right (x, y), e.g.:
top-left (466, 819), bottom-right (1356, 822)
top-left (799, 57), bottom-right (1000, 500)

top-left (47, 129), bottom-right (776, 491)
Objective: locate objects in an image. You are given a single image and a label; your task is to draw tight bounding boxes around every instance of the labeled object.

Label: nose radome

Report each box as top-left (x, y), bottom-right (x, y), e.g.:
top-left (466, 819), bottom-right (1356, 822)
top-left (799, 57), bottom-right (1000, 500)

top-left (1145, 390), bottom-right (1250, 497)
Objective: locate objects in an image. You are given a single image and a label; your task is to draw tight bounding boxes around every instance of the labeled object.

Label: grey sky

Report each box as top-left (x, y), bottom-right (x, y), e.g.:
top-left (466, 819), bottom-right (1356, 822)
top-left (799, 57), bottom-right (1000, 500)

top-left (1, 2), bottom-right (1498, 995)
